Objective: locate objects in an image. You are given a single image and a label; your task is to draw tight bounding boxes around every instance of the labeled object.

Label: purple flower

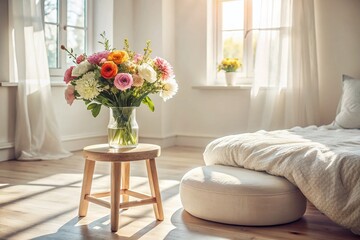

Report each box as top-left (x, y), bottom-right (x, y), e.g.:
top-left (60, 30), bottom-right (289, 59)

top-left (87, 51), bottom-right (110, 65)
top-left (114, 73), bottom-right (133, 91)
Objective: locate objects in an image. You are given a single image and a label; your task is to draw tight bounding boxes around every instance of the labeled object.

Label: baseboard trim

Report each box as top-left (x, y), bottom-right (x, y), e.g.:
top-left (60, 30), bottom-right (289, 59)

top-left (0, 142), bottom-right (15, 162)
top-left (140, 134), bottom-right (216, 148)
top-left (0, 133), bottom-right (108, 162)
top-left (175, 134), bottom-right (216, 148)
top-left (61, 133), bottom-right (108, 152)
top-left (139, 135), bottom-right (177, 148)
top-left (0, 134), bottom-right (218, 161)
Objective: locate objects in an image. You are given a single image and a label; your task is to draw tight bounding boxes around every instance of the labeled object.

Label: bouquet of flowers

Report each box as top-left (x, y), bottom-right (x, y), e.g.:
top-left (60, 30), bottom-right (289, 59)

top-left (62, 33), bottom-right (178, 147)
top-left (217, 57), bottom-right (241, 72)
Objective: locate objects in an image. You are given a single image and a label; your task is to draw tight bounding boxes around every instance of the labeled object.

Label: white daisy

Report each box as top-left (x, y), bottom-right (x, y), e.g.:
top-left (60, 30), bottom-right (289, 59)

top-left (160, 78), bottom-right (178, 101)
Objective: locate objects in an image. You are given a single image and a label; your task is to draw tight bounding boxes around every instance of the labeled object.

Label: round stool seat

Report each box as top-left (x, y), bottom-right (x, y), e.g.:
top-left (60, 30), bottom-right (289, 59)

top-left (180, 165), bottom-right (306, 226)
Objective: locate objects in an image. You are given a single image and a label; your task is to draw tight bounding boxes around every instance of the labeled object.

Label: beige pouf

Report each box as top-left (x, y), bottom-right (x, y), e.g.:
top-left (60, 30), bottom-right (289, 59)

top-left (180, 165), bottom-right (306, 226)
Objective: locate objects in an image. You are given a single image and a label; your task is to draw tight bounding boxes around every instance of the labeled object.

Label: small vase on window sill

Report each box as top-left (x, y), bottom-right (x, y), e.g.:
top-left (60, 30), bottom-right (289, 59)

top-left (217, 58), bottom-right (242, 86)
top-left (225, 72), bottom-right (237, 86)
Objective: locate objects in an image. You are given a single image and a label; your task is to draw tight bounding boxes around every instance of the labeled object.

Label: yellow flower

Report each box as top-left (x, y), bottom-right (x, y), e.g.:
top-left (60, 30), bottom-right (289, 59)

top-left (218, 58), bottom-right (241, 72)
top-left (108, 50), bottom-right (129, 64)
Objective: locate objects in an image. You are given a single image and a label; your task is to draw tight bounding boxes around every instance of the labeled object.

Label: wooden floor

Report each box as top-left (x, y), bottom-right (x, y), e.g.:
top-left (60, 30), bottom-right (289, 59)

top-left (0, 146), bottom-right (358, 240)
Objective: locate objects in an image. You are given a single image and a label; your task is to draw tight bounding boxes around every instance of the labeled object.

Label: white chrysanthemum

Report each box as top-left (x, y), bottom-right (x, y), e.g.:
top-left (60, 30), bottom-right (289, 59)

top-left (75, 71), bottom-right (101, 100)
top-left (72, 60), bottom-right (93, 77)
top-left (160, 78), bottom-right (178, 101)
top-left (138, 63), bottom-right (157, 83)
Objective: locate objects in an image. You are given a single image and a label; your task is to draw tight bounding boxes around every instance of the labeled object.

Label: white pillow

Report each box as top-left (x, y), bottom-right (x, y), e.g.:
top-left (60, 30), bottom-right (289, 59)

top-left (335, 75), bottom-right (360, 128)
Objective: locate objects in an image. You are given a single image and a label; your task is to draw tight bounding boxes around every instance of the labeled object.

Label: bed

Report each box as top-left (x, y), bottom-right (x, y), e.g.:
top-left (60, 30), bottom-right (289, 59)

top-left (203, 74), bottom-right (360, 234)
top-left (203, 125), bottom-right (360, 234)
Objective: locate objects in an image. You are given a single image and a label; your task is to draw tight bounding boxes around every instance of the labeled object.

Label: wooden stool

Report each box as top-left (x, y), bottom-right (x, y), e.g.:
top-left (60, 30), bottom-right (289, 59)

top-left (79, 143), bottom-right (164, 232)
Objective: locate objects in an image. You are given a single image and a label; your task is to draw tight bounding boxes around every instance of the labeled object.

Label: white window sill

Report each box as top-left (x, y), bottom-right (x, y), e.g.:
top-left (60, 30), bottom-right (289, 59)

top-left (0, 81), bottom-right (66, 87)
top-left (192, 84), bottom-right (252, 90)
top-left (0, 82), bottom-right (18, 87)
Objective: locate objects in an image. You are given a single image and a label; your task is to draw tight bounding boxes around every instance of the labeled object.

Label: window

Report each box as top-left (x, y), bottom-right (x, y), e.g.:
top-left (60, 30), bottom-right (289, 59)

top-left (43, 0), bottom-right (90, 77)
top-left (216, 0), bottom-right (281, 83)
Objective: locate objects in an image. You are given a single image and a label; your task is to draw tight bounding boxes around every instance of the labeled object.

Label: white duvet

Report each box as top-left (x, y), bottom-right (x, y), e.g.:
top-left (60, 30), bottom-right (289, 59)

top-left (203, 125), bottom-right (360, 234)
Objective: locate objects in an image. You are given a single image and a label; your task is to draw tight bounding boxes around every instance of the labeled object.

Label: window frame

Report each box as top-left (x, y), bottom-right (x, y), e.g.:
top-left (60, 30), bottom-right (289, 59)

top-left (215, 0), bottom-right (255, 84)
top-left (42, 0), bottom-right (92, 79)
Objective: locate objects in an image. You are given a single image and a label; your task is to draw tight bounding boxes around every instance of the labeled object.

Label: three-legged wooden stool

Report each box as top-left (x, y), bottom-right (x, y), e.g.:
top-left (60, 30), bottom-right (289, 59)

top-left (79, 143), bottom-right (164, 232)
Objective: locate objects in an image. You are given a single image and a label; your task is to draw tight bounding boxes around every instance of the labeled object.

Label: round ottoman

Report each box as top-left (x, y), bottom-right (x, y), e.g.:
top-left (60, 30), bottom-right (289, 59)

top-left (180, 165), bottom-right (306, 226)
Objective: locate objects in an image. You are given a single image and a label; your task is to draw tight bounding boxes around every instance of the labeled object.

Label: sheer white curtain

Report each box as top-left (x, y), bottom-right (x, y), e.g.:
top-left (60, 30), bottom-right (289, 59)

top-left (248, 0), bottom-right (320, 131)
top-left (9, 0), bottom-right (71, 160)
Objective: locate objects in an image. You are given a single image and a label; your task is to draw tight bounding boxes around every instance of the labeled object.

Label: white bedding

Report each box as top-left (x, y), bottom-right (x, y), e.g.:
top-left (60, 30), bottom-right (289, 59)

top-left (203, 125), bottom-right (360, 234)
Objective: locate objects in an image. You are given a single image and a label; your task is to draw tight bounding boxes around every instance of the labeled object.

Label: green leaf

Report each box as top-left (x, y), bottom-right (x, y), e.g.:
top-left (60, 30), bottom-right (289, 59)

top-left (91, 104), bottom-right (102, 117)
top-left (142, 96), bottom-right (155, 112)
top-left (87, 103), bottom-right (98, 110)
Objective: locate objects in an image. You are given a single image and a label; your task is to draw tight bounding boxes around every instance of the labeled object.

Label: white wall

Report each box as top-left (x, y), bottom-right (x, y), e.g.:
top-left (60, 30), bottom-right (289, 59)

top-left (0, 87), bottom-right (16, 160)
top-left (0, 0), bottom-right (14, 160)
top-left (315, 0), bottom-right (360, 124)
top-left (174, 0), bottom-right (251, 140)
top-left (92, 0), bottom-right (114, 52)
top-left (1, 0), bottom-right (360, 161)
top-left (113, 0), bottom-right (177, 141)
top-left (0, 0), bottom-right (8, 82)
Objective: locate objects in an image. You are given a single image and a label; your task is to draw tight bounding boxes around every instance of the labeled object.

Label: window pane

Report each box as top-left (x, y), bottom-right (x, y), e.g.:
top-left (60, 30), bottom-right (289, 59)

top-left (222, 31), bottom-right (244, 61)
top-left (44, 0), bottom-right (58, 23)
top-left (222, 0), bottom-right (244, 30)
top-left (66, 27), bottom-right (85, 65)
top-left (44, 23), bottom-right (58, 68)
top-left (67, 0), bottom-right (85, 27)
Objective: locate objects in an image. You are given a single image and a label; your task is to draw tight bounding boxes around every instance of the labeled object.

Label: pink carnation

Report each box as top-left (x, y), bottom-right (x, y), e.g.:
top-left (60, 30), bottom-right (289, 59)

top-left (87, 51), bottom-right (110, 65)
top-left (114, 73), bottom-right (133, 91)
top-left (64, 85), bottom-right (75, 105)
top-left (76, 54), bottom-right (86, 64)
top-left (153, 57), bottom-right (174, 80)
top-left (64, 66), bottom-right (75, 84)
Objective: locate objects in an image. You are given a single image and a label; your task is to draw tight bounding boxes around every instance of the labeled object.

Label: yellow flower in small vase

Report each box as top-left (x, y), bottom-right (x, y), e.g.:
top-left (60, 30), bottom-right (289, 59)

top-left (217, 58), bottom-right (242, 86)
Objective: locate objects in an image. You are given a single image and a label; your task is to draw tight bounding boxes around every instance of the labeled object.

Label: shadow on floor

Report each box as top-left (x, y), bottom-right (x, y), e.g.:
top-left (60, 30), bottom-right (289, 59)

top-left (32, 215), bottom-right (162, 240)
top-left (164, 208), bottom-right (313, 240)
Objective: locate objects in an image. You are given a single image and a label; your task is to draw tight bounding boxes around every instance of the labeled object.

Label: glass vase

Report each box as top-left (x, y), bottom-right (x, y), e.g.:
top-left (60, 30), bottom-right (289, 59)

top-left (108, 107), bottom-right (139, 149)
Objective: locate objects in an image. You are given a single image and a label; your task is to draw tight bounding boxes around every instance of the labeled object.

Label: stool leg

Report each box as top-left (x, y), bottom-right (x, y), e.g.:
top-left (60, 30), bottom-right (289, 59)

top-left (111, 162), bottom-right (121, 232)
top-left (121, 162), bottom-right (130, 206)
top-left (146, 159), bottom-right (164, 221)
top-left (79, 159), bottom-right (95, 217)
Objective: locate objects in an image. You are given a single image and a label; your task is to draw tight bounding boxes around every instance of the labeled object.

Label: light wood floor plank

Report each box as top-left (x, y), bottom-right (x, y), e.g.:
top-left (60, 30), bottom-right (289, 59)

top-left (0, 146), bottom-right (358, 239)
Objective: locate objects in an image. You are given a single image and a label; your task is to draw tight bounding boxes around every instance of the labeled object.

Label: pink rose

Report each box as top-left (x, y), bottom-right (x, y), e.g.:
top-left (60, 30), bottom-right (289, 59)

top-left (64, 66), bottom-right (75, 84)
top-left (64, 85), bottom-right (75, 105)
top-left (76, 54), bottom-right (86, 64)
top-left (114, 73), bottom-right (133, 91)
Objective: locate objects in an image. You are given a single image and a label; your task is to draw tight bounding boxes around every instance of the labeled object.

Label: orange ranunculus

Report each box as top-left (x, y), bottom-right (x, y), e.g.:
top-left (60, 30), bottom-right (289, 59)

top-left (107, 50), bottom-right (129, 64)
top-left (101, 61), bottom-right (118, 79)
